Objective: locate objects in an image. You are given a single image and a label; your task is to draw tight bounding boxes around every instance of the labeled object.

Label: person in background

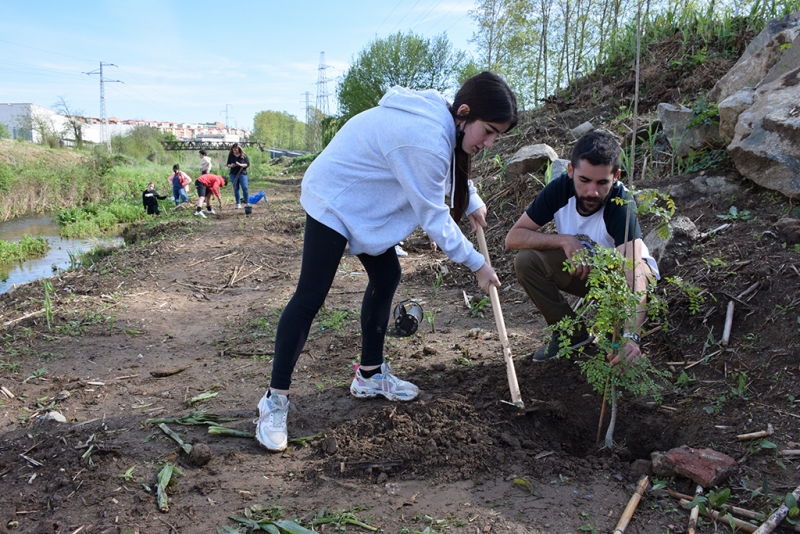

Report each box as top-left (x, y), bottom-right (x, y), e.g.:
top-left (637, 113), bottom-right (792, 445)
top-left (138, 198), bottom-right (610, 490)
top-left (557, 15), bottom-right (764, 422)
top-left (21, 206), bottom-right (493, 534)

top-left (193, 173), bottom-right (226, 218)
top-left (226, 143), bottom-right (250, 209)
top-left (253, 71), bottom-right (518, 453)
top-left (142, 182), bottom-right (167, 215)
top-left (169, 164), bottom-right (192, 206)
top-left (199, 149), bottom-right (212, 176)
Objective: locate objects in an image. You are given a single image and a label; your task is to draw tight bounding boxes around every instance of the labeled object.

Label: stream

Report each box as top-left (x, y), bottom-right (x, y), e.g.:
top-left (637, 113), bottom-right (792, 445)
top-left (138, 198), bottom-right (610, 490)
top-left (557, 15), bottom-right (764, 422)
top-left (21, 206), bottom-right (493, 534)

top-left (0, 213), bottom-right (123, 295)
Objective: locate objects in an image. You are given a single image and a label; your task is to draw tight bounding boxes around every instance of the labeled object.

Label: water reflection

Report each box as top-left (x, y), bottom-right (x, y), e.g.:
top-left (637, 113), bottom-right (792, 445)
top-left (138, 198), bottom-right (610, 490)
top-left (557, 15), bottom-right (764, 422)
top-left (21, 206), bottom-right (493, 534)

top-left (0, 213), bottom-right (122, 294)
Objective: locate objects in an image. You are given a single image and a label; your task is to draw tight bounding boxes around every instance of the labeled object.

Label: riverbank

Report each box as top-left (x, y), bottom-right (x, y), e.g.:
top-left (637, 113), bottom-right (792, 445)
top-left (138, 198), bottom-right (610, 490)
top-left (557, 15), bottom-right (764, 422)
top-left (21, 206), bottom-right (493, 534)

top-left (0, 139), bottom-right (171, 221)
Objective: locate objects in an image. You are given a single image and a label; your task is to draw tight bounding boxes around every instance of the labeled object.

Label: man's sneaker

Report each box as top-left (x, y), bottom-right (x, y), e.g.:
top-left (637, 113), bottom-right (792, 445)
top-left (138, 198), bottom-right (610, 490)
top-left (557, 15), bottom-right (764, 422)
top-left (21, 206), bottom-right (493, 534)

top-left (533, 330), bottom-right (593, 361)
top-left (254, 390), bottom-right (289, 452)
top-left (235, 204), bottom-right (242, 209)
top-left (207, 208), bottom-right (216, 215)
top-left (193, 210), bottom-right (207, 218)
top-left (395, 245), bottom-right (408, 257)
top-left (350, 362), bottom-right (418, 401)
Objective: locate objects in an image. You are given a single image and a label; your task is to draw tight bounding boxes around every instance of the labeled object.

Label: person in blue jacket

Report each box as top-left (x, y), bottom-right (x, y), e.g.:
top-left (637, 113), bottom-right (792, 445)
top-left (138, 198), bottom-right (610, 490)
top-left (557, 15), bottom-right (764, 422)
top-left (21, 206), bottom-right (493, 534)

top-left (254, 72), bottom-right (518, 452)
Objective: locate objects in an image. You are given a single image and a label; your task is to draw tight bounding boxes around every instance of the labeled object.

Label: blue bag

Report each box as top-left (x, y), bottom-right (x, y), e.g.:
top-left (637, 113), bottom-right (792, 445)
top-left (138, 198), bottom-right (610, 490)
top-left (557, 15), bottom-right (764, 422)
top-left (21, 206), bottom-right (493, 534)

top-left (248, 190), bottom-right (267, 204)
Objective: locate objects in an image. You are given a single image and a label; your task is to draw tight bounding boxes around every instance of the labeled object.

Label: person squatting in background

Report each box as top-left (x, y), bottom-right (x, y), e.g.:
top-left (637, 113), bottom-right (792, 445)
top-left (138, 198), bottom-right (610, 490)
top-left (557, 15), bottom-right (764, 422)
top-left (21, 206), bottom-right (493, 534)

top-left (169, 164), bottom-right (192, 206)
top-left (142, 182), bottom-right (167, 215)
top-left (253, 71), bottom-right (518, 452)
top-left (193, 173), bottom-right (226, 218)
top-left (227, 143), bottom-right (250, 209)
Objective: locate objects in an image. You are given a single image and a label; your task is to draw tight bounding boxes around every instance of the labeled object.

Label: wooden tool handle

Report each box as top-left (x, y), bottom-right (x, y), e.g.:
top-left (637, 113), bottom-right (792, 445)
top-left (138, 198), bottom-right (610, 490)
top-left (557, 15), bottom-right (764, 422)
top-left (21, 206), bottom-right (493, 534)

top-left (475, 226), bottom-right (523, 408)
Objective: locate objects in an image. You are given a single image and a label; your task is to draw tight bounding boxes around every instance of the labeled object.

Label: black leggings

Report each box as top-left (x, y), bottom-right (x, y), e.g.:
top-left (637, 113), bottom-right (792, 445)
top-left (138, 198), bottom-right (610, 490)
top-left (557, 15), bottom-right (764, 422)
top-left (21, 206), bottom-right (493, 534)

top-left (270, 215), bottom-right (401, 390)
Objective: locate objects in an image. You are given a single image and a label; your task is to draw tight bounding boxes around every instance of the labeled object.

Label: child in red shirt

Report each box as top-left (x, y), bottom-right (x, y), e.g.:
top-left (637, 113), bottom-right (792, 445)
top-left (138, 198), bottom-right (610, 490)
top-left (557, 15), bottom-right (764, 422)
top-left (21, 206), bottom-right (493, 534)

top-left (193, 174), bottom-right (227, 218)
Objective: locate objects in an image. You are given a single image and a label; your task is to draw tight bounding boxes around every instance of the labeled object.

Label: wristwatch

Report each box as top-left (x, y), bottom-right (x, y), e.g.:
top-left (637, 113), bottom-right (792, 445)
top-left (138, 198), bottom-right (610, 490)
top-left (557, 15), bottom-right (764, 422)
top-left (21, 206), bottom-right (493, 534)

top-left (623, 332), bottom-right (641, 345)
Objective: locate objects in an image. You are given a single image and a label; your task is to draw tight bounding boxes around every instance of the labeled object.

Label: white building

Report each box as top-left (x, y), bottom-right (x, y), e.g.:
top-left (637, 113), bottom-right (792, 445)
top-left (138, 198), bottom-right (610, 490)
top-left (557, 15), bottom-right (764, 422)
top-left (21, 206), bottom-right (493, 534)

top-left (0, 103), bottom-right (133, 144)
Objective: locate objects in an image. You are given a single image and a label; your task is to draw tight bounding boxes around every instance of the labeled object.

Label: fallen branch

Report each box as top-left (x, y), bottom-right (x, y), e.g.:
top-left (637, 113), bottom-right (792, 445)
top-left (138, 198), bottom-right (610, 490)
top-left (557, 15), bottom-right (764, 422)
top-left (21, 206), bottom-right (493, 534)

top-left (736, 282), bottom-right (761, 301)
top-left (0, 385), bottom-right (15, 399)
top-left (778, 449), bottom-right (800, 457)
top-left (613, 476), bottom-right (648, 534)
top-left (667, 490), bottom-right (800, 532)
top-left (737, 423), bottom-right (774, 441)
top-left (1, 309), bottom-right (46, 330)
top-left (754, 483), bottom-right (800, 534)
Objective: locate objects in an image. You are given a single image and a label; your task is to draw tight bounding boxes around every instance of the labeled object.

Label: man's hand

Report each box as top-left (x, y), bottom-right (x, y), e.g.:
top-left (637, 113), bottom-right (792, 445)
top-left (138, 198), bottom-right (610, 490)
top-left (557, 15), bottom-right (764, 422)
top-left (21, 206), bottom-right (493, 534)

top-left (467, 205), bottom-right (488, 233)
top-left (607, 340), bottom-right (643, 366)
top-left (475, 262), bottom-right (500, 294)
top-left (562, 235), bottom-right (591, 280)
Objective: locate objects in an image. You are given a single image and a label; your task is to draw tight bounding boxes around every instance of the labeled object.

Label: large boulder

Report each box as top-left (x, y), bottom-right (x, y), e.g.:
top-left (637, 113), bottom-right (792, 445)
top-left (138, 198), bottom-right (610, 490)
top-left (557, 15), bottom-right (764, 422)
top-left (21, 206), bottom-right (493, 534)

top-left (727, 66), bottom-right (800, 199)
top-left (710, 11), bottom-right (800, 103)
top-left (658, 103), bottom-right (720, 157)
top-left (505, 144), bottom-right (559, 181)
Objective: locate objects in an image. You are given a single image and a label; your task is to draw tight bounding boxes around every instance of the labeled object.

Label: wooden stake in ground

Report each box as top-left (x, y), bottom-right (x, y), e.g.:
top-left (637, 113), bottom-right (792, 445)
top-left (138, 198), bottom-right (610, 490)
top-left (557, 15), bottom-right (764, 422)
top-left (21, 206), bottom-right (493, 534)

top-left (613, 476), bottom-right (649, 534)
top-left (753, 483), bottom-right (800, 534)
top-left (722, 300), bottom-right (735, 346)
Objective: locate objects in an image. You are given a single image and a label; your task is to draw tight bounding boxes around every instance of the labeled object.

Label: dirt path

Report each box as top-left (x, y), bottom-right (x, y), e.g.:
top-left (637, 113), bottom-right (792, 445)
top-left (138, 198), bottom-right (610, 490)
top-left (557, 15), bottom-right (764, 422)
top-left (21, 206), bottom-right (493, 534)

top-left (1, 172), bottom-right (798, 534)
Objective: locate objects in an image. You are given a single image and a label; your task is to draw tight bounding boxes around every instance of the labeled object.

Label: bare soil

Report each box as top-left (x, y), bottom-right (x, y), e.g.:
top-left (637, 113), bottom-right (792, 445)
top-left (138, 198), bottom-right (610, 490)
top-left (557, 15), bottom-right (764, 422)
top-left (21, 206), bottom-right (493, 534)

top-left (1, 161), bottom-right (798, 534)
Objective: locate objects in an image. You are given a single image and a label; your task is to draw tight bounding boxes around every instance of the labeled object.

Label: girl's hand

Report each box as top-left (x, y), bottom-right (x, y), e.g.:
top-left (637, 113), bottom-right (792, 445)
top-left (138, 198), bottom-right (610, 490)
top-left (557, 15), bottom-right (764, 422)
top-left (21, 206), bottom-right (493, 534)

top-left (475, 262), bottom-right (500, 294)
top-left (467, 206), bottom-right (488, 232)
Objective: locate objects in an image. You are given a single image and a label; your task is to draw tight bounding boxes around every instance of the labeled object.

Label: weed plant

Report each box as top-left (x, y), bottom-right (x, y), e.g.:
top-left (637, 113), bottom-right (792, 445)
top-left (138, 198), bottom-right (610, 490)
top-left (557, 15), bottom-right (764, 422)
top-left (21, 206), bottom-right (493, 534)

top-left (0, 235), bottom-right (49, 263)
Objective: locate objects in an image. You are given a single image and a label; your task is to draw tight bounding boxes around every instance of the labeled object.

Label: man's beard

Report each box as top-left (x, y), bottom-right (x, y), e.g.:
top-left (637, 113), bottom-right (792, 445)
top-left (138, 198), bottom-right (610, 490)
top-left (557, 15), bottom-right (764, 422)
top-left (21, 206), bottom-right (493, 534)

top-left (576, 192), bottom-right (611, 215)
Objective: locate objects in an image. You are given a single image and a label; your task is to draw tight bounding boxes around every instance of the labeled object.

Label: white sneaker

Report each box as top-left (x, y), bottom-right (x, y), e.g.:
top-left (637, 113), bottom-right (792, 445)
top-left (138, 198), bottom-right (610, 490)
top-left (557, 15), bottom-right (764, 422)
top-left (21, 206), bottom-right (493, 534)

top-left (193, 211), bottom-right (207, 218)
top-left (235, 204), bottom-right (242, 209)
top-left (395, 245), bottom-right (408, 257)
top-left (254, 390), bottom-right (289, 452)
top-left (350, 362), bottom-right (418, 401)
top-left (207, 208), bottom-right (216, 215)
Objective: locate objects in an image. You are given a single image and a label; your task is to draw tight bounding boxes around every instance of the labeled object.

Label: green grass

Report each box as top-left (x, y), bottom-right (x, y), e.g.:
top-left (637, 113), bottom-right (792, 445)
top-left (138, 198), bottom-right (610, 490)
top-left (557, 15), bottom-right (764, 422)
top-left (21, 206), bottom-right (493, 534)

top-left (56, 199), bottom-right (148, 238)
top-left (0, 234), bottom-right (49, 263)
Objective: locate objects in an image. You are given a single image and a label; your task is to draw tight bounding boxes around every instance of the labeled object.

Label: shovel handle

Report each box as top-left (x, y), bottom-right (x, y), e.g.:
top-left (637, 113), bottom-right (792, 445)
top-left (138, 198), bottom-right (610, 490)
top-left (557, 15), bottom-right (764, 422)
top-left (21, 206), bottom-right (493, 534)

top-left (475, 226), bottom-right (524, 409)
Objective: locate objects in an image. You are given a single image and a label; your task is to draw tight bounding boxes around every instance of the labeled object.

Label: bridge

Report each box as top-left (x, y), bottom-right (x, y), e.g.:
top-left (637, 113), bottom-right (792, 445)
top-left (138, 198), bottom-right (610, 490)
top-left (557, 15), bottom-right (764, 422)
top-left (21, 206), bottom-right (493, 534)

top-left (160, 140), bottom-right (306, 159)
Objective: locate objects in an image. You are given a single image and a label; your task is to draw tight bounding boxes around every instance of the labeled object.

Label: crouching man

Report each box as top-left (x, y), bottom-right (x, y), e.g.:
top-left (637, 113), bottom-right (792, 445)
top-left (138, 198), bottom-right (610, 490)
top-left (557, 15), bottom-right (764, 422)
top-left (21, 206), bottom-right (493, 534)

top-left (505, 130), bottom-right (659, 364)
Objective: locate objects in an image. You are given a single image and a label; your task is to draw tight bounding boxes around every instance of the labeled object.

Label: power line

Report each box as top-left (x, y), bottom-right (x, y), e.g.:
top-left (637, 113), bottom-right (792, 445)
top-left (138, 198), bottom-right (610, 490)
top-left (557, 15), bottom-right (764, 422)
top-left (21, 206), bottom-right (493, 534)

top-left (425, 0), bottom-right (470, 34)
top-left (388, 0), bottom-right (425, 34)
top-left (409, 0), bottom-right (446, 31)
top-left (0, 38), bottom-right (96, 63)
top-left (374, 0), bottom-right (407, 35)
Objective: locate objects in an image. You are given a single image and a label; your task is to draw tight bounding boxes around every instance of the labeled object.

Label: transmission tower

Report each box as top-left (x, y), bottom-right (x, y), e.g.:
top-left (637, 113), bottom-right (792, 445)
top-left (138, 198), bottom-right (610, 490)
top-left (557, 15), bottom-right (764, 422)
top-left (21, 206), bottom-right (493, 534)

top-left (301, 91), bottom-right (313, 152)
top-left (221, 104), bottom-right (232, 129)
top-left (84, 62), bottom-right (122, 147)
top-left (316, 52), bottom-right (330, 117)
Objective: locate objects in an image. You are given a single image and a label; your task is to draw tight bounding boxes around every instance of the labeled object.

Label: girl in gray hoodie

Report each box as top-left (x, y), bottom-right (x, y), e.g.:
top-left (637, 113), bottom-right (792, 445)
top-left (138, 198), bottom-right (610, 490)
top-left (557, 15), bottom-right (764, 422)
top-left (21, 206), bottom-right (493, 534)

top-left (255, 72), bottom-right (518, 452)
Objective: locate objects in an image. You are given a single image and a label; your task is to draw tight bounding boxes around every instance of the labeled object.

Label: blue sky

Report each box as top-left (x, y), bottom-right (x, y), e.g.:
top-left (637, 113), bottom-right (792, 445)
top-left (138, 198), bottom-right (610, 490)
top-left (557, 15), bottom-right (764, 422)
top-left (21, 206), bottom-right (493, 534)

top-left (0, 0), bottom-right (478, 129)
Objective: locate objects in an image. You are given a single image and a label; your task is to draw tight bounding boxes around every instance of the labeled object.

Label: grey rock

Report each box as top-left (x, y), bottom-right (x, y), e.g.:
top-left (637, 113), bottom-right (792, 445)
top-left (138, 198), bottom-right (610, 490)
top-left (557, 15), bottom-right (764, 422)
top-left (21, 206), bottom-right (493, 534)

top-left (718, 87), bottom-right (755, 140)
top-left (776, 217), bottom-right (800, 244)
top-left (570, 121), bottom-right (594, 139)
top-left (549, 158), bottom-right (570, 180)
top-left (711, 10), bottom-right (800, 102)
top-left (505, 144), bottom-right (559, 181)
top-left (658, 103), bottom-right (720, 157)
top-left (728, 66), bottom-right (800, 198)
top-left (690, 175), bottom-right (745, 197)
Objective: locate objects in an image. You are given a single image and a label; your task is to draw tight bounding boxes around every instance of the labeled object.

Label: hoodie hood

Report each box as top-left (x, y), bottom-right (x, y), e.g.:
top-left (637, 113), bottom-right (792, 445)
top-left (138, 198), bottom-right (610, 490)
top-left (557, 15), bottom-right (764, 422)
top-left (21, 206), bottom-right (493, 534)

top-left (378, 87), bottom-right (454, 130)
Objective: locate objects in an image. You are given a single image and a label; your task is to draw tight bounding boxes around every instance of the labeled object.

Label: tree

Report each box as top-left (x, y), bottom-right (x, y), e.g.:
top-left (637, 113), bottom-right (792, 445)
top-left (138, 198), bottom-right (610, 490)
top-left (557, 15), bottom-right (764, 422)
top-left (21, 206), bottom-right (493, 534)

top-left (54, 97), bottom-right (85, 149)
top-left (336, 31), bottom-right (466, 120)
top-left (469, 0), bottom-right (539, 109)
top-left (111, 125), bottom-right (166, 162)
top-left (0, 123), bottom-right (9, 140)
top-left (251, 110), bottom-right (305, 151)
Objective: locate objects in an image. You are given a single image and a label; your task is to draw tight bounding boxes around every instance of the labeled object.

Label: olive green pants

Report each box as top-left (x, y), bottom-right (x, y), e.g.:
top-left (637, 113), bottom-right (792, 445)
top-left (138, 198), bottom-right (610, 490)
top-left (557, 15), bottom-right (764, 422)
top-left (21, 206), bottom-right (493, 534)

top-left (513, 248), bottom-right (590, 326)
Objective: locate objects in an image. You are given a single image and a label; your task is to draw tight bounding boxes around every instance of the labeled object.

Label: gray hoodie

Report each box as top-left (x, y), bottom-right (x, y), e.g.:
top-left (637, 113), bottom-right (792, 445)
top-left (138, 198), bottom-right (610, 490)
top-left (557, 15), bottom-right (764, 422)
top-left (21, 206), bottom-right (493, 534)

top-left (300, 86), bottom-right (486, 272)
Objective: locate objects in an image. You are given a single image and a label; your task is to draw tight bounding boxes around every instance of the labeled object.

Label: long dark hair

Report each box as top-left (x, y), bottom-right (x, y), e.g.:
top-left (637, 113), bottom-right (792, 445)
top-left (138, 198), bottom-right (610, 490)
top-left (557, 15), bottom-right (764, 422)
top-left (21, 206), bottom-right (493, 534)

top-left (448, 72), bottom-right (518, 220)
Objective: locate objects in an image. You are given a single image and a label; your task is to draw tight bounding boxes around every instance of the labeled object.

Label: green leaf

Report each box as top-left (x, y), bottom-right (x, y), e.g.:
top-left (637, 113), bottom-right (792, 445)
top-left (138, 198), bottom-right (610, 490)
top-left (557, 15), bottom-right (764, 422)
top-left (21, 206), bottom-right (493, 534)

top-left (786, 493), bottom-right (798, 510)
top-left (261, 524), bottom-right (281, 534)
top-left (229, 515), bottom-right (261, 529)
top-left (273, 520), bottom-right (317, 534)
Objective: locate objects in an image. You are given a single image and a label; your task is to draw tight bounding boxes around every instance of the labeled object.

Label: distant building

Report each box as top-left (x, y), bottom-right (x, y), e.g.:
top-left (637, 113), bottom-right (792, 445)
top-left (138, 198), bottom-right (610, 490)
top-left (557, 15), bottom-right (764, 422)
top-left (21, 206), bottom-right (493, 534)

top-left (0, 103), bottom-right (250, 145)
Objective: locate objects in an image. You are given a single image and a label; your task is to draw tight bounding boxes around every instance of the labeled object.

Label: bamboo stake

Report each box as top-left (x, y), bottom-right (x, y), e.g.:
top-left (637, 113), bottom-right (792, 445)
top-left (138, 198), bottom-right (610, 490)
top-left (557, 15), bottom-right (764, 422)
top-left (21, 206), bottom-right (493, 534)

top-left (737, 423), bottom-right (774, 441)
top-left (667, 490), bottom-right (800, 531)
top-left (753, 483), bottom-right (800, 534)
top-left (721, 301), bottom-right (735, 346)
top-left (687, 485), bottom-right (703, 534)
top-left (679, 499), bottom-right (757, 533)
top-left (736, 282), bottom-right (761, 300)
top-left (613, 476), bottom-right (649, 534)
